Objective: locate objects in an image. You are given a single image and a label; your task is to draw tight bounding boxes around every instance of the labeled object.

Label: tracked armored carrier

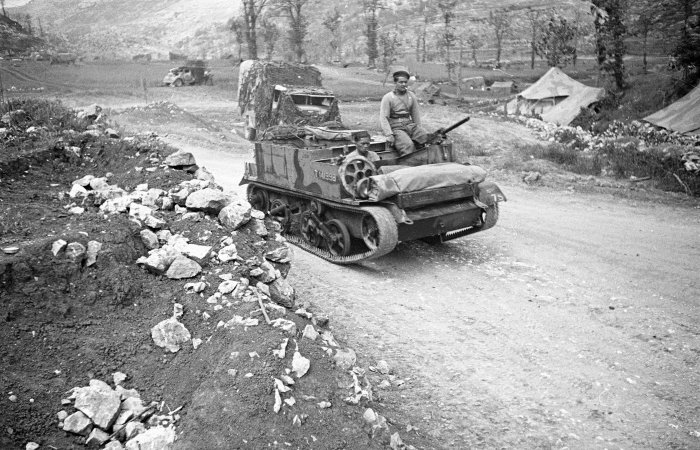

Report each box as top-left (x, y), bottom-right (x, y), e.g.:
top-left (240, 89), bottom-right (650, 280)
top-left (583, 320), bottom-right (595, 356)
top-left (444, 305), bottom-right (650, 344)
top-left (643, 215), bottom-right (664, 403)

top-left (240, 118), bottom-right (506, 264)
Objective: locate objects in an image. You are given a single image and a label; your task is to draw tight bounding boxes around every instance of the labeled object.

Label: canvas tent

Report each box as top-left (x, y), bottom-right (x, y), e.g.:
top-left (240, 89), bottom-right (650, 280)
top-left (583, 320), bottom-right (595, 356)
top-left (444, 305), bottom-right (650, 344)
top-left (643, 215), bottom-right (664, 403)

top-left (507, 67), bottom-right (605, 126)
top-left (643, 84), bottom-right (700, 135)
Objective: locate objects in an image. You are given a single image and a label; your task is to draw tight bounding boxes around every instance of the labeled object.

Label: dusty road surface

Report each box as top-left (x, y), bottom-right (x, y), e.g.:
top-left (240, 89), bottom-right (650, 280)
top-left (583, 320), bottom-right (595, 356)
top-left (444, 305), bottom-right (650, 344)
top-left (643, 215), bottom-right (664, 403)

top-left (81, 87), bottom-right (700, 449)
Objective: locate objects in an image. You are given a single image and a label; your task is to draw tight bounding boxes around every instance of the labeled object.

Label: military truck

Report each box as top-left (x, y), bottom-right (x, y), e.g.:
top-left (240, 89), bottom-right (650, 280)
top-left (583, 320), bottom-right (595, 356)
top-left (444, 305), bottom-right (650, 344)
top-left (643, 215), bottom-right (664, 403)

top-left (163, 60), bottom-right (212, 87)
top-left (237, 60), bottom-right (341, 141)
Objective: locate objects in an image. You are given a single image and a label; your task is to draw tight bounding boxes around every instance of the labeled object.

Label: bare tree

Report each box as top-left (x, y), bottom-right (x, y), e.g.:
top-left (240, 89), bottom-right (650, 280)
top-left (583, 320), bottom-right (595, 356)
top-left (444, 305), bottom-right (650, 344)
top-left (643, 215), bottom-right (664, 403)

top-left (487, 9), bottom-right (512, 68)
top-left (0, 0), bottom-right (6, 18)
top-left (631, 9), bottom-right (654, 73)
top-left (241, 0), bottom-right (269, 59)
top-left (228, 17), bottom-right (246, 61)
top-left (273, 0), bottom-right (309, 63)
top-left (362, 0), bottom-right (383, 68)
top-left (259, 15), bottom-right (280, 60)
top-left (436, 0), bottom-right (458, 80)
top-left (322, 8), bottom-right (342, 62)
top-left (466, 34), bottom-right (483, 66)
top-left (524, 8), bottom-right (545, 69)
top-left (590, 0), bottom-right (628, 91)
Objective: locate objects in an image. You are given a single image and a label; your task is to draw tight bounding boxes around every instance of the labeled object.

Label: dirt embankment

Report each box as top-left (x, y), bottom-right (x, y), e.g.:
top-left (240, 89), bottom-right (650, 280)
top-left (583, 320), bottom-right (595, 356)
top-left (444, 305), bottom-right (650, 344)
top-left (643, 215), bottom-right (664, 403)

top-left (0, 102), bottom-right (425, 450)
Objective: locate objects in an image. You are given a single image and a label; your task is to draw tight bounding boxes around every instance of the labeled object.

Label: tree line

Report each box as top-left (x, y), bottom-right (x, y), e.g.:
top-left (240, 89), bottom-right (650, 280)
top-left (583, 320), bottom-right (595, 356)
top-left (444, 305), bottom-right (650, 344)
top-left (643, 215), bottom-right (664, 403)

top-left (230, 0), bottom-right (698, 92)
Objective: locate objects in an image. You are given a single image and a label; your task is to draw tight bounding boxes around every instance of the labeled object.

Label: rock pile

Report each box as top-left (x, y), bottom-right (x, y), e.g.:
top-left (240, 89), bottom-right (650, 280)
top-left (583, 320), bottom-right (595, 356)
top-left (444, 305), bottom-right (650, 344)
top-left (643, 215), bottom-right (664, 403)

top-left (58, 375), bottom-right (177, 449)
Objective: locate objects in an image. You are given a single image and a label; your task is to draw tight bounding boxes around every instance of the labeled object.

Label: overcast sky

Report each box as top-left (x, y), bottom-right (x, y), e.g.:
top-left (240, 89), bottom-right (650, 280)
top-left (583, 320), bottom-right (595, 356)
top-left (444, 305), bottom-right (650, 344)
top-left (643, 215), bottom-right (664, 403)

top-left (6, 0), bottom-right (31, 7)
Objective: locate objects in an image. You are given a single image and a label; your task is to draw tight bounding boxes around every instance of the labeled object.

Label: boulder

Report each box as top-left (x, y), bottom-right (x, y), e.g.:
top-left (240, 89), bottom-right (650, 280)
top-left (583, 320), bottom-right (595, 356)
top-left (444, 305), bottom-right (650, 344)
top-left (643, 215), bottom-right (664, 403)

top-left (74, 382), bottom-right (121, 429)
top-left (124, 426), bottom-right (176, 450)
top-left (269, 278), bottom-right (295, 309)
top-left (165, 255), bottom-right (202, 279)
top-left (218, 201), bottom-right (252, 230)
top-left (151, 317), bottom-right (192, 353)
top-left (164, 151), bottom-right (196, 167)
top-left (185, 188), bottom-right (229, 214)
top-left (62, 410), bottom-right (93, 435)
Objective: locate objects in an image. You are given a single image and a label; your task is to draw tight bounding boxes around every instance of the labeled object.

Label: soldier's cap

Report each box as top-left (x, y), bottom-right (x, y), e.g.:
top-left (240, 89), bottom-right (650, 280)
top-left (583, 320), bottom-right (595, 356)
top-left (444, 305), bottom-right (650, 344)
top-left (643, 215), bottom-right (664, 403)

top-left (393, 69), bottom-right (410, 79)
top-left (352, 130), bottom-right (371, 141)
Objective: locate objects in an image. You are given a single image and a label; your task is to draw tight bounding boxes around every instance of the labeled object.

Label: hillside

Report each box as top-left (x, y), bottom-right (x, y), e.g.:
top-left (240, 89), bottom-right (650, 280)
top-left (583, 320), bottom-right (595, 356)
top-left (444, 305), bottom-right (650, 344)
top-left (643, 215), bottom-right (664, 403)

top-left (8, 0), bottom-right (241, 59)
top-left (6, 0), bottom-right (588, 61)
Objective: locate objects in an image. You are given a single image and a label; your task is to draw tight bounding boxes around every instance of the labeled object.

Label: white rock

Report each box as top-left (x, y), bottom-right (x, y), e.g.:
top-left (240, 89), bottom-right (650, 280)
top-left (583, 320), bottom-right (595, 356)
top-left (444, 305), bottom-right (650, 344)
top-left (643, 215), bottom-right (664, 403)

top-left (51, 239), bottom-right (67, 256)
top-left (85, 428), bottom-right (110, 447)
top-left (62, 410), bottom-right (92, 435)
top-left (271, 318), bottom-right (297, 335)
top-left (65, 242), bottom-right (87, 262)
top-left (218, 280), bottom-right (239, 294)
top-left (86, 241), bottom-right (102, 267)
top-left (112, 372), bottom-right (127, 386)
top-left (185, 187), bottom-right (229, 214)
top-left (124, 425), bottom-right (175, 450)
top-left (74, 381), bottom-right (121, 429)
top-left (218, 201), bottom-right (252, 230)
top-left (26, 442), bottom-right (40, 450)
top-left (292, 351), bottom-right (310, 378)
top-left (183, 243), bottom-right (212, 263)
top-left (129, 203), bottom-right (153, 221)
top-left (334, 348), bottom-right (357, 370)
top-left (143, 215), bottom-right (166, 229)
top-left (165, 255), bottom-right (202, 279)
top-left (302, 324), bottom-right (318, 341)
top-left (69, 183), bottom-right (88, 198)
top-left (184, 281), bottom-right (207, 293)
top-left (151, 317), bottom-right (192, 352)
top-left (140, 229), bottom-right (160, 250)
top-left (363, 408), bottom-right (378, 423)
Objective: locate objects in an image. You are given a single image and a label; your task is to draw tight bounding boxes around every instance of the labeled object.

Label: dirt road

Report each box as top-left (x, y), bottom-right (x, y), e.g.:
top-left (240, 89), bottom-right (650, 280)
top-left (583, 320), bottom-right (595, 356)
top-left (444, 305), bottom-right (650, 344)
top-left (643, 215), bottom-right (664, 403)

top-left (96, 88), bottom-right (700, 449)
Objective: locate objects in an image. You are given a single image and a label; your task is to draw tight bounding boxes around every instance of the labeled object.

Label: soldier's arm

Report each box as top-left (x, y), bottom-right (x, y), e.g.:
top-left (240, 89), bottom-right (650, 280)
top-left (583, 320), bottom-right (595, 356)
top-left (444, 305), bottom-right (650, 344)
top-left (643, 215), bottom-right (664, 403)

top-left (379, 94), bottom-right (393, 137)
top-left (409, 92), bottom-right (422, 127)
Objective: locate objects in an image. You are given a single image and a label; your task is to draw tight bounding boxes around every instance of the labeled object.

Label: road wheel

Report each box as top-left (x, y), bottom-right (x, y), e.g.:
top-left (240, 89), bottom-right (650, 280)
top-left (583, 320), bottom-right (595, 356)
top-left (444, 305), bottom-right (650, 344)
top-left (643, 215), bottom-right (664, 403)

top-left (173, 78), bottom-right (184, 87)
top-left (325, 219), bottom-right (351, 256)
top-left (270, 199), bottom-right (291, 231)
top-left (300, 212), bottom-right (322, 248)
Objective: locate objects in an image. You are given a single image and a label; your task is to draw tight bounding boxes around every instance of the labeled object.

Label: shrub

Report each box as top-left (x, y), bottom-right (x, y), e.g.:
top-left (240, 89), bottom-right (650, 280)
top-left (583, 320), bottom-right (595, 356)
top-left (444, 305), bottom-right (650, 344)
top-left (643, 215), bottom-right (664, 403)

top-left (1, 98), bottom-right (89, 132)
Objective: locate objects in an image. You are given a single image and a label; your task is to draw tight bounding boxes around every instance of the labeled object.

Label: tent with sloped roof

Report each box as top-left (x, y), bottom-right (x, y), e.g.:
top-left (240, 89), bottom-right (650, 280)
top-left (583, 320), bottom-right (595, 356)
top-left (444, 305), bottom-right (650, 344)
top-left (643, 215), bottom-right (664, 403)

top-left (643, 84), bottom-right (700, 136)
top-left (507, 67), bottom-right (605, 126)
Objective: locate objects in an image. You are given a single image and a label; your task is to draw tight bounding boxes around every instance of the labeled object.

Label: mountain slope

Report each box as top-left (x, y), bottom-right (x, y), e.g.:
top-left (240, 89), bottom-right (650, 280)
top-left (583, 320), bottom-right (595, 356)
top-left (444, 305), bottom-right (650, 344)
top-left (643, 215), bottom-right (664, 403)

top-left (10, 0), bottom-right (241, 59)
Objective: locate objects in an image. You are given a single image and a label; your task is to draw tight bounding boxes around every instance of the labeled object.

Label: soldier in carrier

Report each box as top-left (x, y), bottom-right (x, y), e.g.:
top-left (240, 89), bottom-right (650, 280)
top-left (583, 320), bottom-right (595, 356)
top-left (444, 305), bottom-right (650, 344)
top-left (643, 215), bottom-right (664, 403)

top-left (345, 131), bottom-right (380, 162)
top-left (379, 68), bottom-right (429, 156)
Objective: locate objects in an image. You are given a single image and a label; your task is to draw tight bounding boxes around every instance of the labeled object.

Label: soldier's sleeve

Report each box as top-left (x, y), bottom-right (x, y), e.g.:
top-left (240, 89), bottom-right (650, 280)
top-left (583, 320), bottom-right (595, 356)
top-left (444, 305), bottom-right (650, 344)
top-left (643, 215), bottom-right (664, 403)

top-left (409, 92), bottom-right (421, 126)
top-left (379, 93), bottom-right (393, 136)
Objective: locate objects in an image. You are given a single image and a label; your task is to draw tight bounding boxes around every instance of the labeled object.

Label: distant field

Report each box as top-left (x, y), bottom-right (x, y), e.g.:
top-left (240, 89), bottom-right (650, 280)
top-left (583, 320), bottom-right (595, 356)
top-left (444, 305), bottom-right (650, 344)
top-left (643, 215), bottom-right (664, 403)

top-left (0, 56), bottom-right (676, 105)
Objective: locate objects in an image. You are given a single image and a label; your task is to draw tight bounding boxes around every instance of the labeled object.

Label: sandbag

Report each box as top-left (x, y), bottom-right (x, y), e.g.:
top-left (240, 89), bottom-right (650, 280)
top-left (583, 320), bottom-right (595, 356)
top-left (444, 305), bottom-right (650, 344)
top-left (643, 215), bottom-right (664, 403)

top-left (366, 163), bottom-right (486, 201)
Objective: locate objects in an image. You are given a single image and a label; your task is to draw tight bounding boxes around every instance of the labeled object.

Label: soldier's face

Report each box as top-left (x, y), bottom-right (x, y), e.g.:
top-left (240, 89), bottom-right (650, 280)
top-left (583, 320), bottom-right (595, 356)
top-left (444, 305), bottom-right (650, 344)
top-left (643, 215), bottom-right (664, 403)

top-left (395, 76), bottom-right (408, 93)
top-left (357, 138), bottom-right (371, 155)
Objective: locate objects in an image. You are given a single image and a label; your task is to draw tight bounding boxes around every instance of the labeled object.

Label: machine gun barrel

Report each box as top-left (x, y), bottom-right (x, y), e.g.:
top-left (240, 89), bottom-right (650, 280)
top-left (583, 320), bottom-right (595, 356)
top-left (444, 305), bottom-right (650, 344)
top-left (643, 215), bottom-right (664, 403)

top-left (441, 116), bottom-right (470, 135)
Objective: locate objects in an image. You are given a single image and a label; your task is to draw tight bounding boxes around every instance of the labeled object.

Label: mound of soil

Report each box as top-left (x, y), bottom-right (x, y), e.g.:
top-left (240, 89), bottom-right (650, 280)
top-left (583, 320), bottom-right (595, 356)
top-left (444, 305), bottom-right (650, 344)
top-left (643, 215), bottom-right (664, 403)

top-left (0, 103), bottom-right (421, 449)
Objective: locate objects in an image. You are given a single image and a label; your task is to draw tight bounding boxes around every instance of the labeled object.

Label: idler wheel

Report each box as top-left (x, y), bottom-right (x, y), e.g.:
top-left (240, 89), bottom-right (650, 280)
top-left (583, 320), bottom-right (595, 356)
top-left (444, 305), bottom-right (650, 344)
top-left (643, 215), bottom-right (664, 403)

top-left (324, 219), bottom-right (351, 256)
top-left (339, 156), bottom-right (376, 198)
top-left (300, 211), bottom-right (322, 247)
top-left (247, 185), bottom-right (269, 212)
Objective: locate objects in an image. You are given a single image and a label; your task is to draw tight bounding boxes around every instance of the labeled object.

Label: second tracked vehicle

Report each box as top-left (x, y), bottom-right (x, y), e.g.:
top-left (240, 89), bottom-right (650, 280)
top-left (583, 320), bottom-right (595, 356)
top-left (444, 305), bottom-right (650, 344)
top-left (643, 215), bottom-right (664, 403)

top-left (240, 117), bottom-right (506, 264)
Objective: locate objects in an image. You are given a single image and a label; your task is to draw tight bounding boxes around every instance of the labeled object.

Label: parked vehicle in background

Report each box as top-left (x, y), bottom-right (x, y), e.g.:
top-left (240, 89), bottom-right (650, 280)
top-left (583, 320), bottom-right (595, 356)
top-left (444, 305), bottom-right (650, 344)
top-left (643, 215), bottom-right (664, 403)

top-left (162, 60), bottom-right (212, 87)
top-left (237, 59), bottom-right (340, 140)
top-left (49, 53), bottom-right (77, 65)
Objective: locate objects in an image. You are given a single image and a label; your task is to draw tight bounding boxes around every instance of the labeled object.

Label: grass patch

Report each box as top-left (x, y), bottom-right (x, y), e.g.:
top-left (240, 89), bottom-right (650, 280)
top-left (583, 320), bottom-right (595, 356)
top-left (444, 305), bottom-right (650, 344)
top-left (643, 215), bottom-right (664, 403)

top-left (505, 142), bottom-right (603, 175)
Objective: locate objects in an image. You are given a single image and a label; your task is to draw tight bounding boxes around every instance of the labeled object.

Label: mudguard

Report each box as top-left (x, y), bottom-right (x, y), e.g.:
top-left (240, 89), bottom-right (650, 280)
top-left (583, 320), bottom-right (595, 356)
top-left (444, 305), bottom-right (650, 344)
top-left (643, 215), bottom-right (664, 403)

top-left (476, 181), bottom-right (506, 205)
